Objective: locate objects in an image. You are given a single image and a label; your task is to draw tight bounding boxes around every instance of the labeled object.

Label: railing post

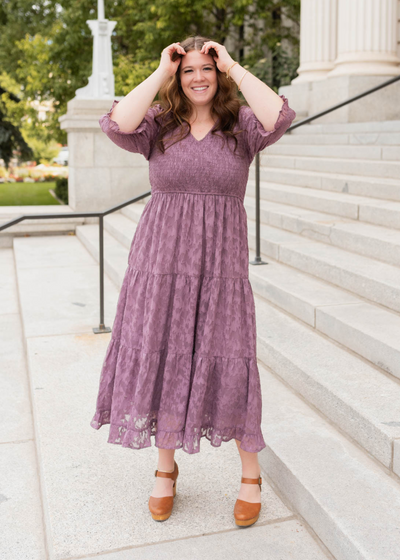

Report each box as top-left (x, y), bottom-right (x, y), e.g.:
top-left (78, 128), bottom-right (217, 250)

top-left (249, 152), bottom-right (268, 266)
top-left (93, 215), bottom-right (111, 334)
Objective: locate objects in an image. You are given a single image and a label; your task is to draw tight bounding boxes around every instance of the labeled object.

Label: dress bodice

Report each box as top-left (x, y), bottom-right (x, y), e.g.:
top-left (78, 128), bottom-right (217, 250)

top-left (99, 95), bottom-right (296, 203)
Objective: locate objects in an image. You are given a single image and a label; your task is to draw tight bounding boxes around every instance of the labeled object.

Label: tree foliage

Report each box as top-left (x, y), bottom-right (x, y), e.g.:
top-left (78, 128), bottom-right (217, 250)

top-left (0, 83), bottom-right (33, 167)
top-left (0, 0), bottom-right (299, 146)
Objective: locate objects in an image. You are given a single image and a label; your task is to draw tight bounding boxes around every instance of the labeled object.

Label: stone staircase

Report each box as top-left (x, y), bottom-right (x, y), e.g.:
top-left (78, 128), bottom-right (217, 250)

top-left (74, 118), bottom-right (400, 560)
top-left (3, 118), bottom-right (400, 559)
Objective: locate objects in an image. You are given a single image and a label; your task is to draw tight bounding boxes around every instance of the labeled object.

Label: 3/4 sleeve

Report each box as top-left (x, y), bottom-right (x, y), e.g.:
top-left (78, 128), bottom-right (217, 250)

top-left (99, 100), bottom-right (162, 161)
top-left (239, 94), bottom-right (296, 162)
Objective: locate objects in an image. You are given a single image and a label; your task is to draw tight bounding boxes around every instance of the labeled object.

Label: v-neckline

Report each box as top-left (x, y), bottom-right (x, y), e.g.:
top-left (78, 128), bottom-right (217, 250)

top-left (189, 120), bottom-right (218, 142)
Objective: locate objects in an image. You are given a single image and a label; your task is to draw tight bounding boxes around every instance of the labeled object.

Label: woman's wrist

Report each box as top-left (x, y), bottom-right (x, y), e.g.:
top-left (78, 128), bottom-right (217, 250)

top-left (155, 65), bottom-right (174, 82)
top-left (225, 59), bottom-right (238, 76)
top-left (228, 62), bottom-right (246, 84)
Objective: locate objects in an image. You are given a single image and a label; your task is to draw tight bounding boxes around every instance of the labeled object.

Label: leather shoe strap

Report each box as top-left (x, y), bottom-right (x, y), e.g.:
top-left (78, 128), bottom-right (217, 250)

top-left (241, 476), bottom-right (262, 487)
top-left (155, 470), bottom-right (175, 478)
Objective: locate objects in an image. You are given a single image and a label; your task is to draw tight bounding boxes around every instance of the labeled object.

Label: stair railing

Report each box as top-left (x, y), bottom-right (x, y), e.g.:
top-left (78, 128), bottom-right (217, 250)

top-left (1, 74), bottom-right (400, 333)
top-left (0, 190), bottom-right (151, 333)
top-left (250, 73), bottom-right (400, 265)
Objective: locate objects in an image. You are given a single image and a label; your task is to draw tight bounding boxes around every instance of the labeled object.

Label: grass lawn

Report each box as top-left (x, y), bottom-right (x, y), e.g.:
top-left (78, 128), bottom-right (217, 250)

top-left (0, 182), bottom-right (62, 206)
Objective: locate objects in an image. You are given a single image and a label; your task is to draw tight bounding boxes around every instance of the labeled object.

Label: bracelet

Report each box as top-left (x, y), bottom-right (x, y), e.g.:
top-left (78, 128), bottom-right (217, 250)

top-left (226, 61), bottom-right (238, 81)
top-left (238, 70), bottom-right (248, 91)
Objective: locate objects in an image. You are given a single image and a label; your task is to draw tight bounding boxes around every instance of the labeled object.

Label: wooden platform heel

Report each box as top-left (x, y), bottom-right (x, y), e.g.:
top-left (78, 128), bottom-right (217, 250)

top-left (233, 475), bottom-right (262, 527)
top-left (148, 460), bottom-right (179, 521)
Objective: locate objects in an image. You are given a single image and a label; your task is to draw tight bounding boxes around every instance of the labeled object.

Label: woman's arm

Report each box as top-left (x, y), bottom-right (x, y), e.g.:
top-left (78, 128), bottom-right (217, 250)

top-left (200, 41), bottom-right (286, 132)
top-left (228, 64), bottom-right (285, 132)
top-left (110, 42), bottom-right (186, 133)
top-left (110, 67), bottom-right (169, 132)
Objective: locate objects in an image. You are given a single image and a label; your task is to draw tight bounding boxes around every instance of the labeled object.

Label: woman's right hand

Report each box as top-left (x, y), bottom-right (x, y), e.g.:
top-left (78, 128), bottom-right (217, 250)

top-left (159, 42), bottom-right (186, 77)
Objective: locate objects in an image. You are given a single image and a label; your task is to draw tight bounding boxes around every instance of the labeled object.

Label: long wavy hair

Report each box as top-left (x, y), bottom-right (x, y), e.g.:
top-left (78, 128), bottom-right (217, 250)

top-left (152, 35), bottom-right (246, 155)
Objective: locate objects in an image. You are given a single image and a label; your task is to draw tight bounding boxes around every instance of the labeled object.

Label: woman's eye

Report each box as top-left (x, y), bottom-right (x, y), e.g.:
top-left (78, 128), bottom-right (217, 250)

top-left (184, 67), bottom-right (213, 73)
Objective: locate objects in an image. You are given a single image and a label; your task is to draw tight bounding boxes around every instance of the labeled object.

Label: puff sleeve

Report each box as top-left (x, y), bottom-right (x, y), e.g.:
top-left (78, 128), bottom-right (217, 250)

top-left (239, 94), bottom-right (296, 163)
top-left (99, 100), bottom-right (162, 161)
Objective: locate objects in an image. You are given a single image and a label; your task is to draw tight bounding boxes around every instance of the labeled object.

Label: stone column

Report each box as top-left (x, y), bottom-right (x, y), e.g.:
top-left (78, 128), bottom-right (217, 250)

top-left (292, 0), bottom-right (338, 83)
top-left (328, 0), bottom-right (400, 76)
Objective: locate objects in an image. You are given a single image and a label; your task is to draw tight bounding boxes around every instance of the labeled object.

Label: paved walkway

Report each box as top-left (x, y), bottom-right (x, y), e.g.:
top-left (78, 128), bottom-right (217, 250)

top-left (0, 235), bottom-right (330, 560)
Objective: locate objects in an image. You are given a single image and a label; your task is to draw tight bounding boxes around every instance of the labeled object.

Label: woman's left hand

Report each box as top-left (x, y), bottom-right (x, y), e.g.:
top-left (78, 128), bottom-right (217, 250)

top-left (200, 41), bottom-right (235, 74)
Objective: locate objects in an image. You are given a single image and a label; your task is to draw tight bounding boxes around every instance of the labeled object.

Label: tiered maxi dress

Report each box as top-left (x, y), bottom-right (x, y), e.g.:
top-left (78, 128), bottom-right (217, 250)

top-left (90, 94), bottom-right (296, 454)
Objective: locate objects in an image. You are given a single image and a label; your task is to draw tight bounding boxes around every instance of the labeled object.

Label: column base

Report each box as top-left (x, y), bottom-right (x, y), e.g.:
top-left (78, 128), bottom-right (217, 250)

top-left (59, 97), bottom-right (151, 212)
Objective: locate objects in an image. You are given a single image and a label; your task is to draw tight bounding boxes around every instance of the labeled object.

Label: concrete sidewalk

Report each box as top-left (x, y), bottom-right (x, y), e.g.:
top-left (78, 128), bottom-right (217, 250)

top-left (0, 236), bottom-right (331, 560)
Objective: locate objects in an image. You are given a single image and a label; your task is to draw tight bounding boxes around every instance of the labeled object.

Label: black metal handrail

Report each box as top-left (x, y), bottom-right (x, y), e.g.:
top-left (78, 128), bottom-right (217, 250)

top-left (250, 72), bottom-right (400, 265)
top-left (0, 189), bottom-right (151, 333)
top-left (1, 73), bottom-right (399, 332)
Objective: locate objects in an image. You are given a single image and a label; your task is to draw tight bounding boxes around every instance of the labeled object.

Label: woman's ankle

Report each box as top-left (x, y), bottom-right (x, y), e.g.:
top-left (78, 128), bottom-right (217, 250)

top-left (157, 459), bottom-right (175, 472)
top-left (241, 466), bottom-right (261, 479)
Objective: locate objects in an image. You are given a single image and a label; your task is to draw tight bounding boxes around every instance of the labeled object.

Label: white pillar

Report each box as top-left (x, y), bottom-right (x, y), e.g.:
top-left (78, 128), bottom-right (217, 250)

top-left (292, 0), bottom-right (338, 83)
top-left (328, 0), bottom-right (400, 76)
top-left (75, 0), bottom-right (117, 99)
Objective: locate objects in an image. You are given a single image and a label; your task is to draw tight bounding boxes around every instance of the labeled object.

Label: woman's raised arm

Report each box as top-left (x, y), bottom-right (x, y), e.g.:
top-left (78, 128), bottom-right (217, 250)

top-left (200, 41), bottom-right (288, 132)
top-left (110, 42), bottom-right (186, 133)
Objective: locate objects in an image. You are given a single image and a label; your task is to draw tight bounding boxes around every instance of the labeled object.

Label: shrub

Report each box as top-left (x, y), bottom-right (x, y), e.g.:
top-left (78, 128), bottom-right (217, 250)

top-left (55, 176), bottom-right (68, 204)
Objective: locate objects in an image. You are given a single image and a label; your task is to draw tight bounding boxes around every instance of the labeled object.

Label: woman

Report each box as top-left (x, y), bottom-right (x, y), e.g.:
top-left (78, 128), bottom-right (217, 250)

top-left (90, 35), bottom-right (296, 527)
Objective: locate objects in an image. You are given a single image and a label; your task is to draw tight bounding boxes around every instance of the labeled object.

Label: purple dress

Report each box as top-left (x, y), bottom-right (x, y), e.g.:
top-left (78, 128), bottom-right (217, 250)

top-left (90, 94), bottom-right (296, 454)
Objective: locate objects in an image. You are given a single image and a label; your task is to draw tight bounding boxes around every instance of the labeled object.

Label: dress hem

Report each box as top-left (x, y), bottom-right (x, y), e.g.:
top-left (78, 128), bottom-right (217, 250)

top-left (90, 415), bottom-right (267, 455)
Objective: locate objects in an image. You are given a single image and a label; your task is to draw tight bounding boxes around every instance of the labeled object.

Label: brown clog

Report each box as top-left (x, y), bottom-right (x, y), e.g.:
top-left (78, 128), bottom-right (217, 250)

top-left (148, 460), bottom-right (179, 521)
top-left (234, 475), bottom-right (262, 527)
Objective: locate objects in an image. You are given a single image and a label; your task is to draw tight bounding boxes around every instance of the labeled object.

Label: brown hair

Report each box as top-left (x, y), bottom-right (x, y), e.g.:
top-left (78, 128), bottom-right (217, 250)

top-left (152, 35), bottom-right (245, 155)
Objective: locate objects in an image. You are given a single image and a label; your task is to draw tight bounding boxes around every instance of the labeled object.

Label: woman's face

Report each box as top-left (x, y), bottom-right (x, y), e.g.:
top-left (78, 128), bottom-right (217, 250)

top-left (179, 49), bottom-right (218, 110)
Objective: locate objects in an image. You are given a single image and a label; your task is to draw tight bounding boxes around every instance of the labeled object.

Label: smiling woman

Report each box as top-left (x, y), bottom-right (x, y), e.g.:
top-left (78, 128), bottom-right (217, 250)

top-left (91, 35), bottom-right (296, 526)
top-left (178, 53), bottom-right (219, 139)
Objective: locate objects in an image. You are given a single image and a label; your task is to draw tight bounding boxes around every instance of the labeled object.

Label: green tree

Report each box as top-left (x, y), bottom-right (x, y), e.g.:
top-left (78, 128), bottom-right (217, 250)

top-left (0, 0), bottom-right (300, 145)
top-left (0, 84), bottom-right (33, 167)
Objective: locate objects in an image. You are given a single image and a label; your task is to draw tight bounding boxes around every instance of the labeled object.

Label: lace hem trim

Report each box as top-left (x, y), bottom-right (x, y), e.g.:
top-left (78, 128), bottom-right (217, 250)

top-left (90, 414), bottom-right (266, 455)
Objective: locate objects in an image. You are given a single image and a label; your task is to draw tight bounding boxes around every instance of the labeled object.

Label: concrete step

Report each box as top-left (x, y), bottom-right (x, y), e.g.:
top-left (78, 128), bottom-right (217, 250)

top-left (288, 119), bottom-right (400, 134)
top-left (247, 257), bottom-right (400, 383)
top-left (88, 520), bottom-right (331, 560)
top-left (244, 194), bottom-right (400, 264)
top-left (258, 358), bottom-right (400, 560)
top-left (267, 143), bottom-right (400, 161)
top-left (0, 205), bottom-right (85, 248)
top-left (120, 200), bottom-right (148, 224)
top-left (247, 220), bottom-right (400, 313)
top-left (248, 166), bottom-right (400, 202)
top-left (260, 153), bottom-right (400, 179)
top-left (103, 212), bottom-right (137, 249)
top-left (254, 295), bottom-right (400, 470)
top-left (279, 131), bottom-right (400, 145)
top-left (75, 224), bottom-right (129, 289)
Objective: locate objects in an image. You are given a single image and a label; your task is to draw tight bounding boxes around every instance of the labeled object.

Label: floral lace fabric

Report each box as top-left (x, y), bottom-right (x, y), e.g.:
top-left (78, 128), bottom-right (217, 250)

top-left (90, 95), bottom-right (296, 453)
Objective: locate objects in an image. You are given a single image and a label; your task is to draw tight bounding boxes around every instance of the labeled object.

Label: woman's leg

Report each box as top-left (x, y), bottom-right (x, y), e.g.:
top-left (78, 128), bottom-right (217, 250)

top-left (150, 447), bottom-right (176, 497)
top-left (235, 439), bottom-right (261, 503)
